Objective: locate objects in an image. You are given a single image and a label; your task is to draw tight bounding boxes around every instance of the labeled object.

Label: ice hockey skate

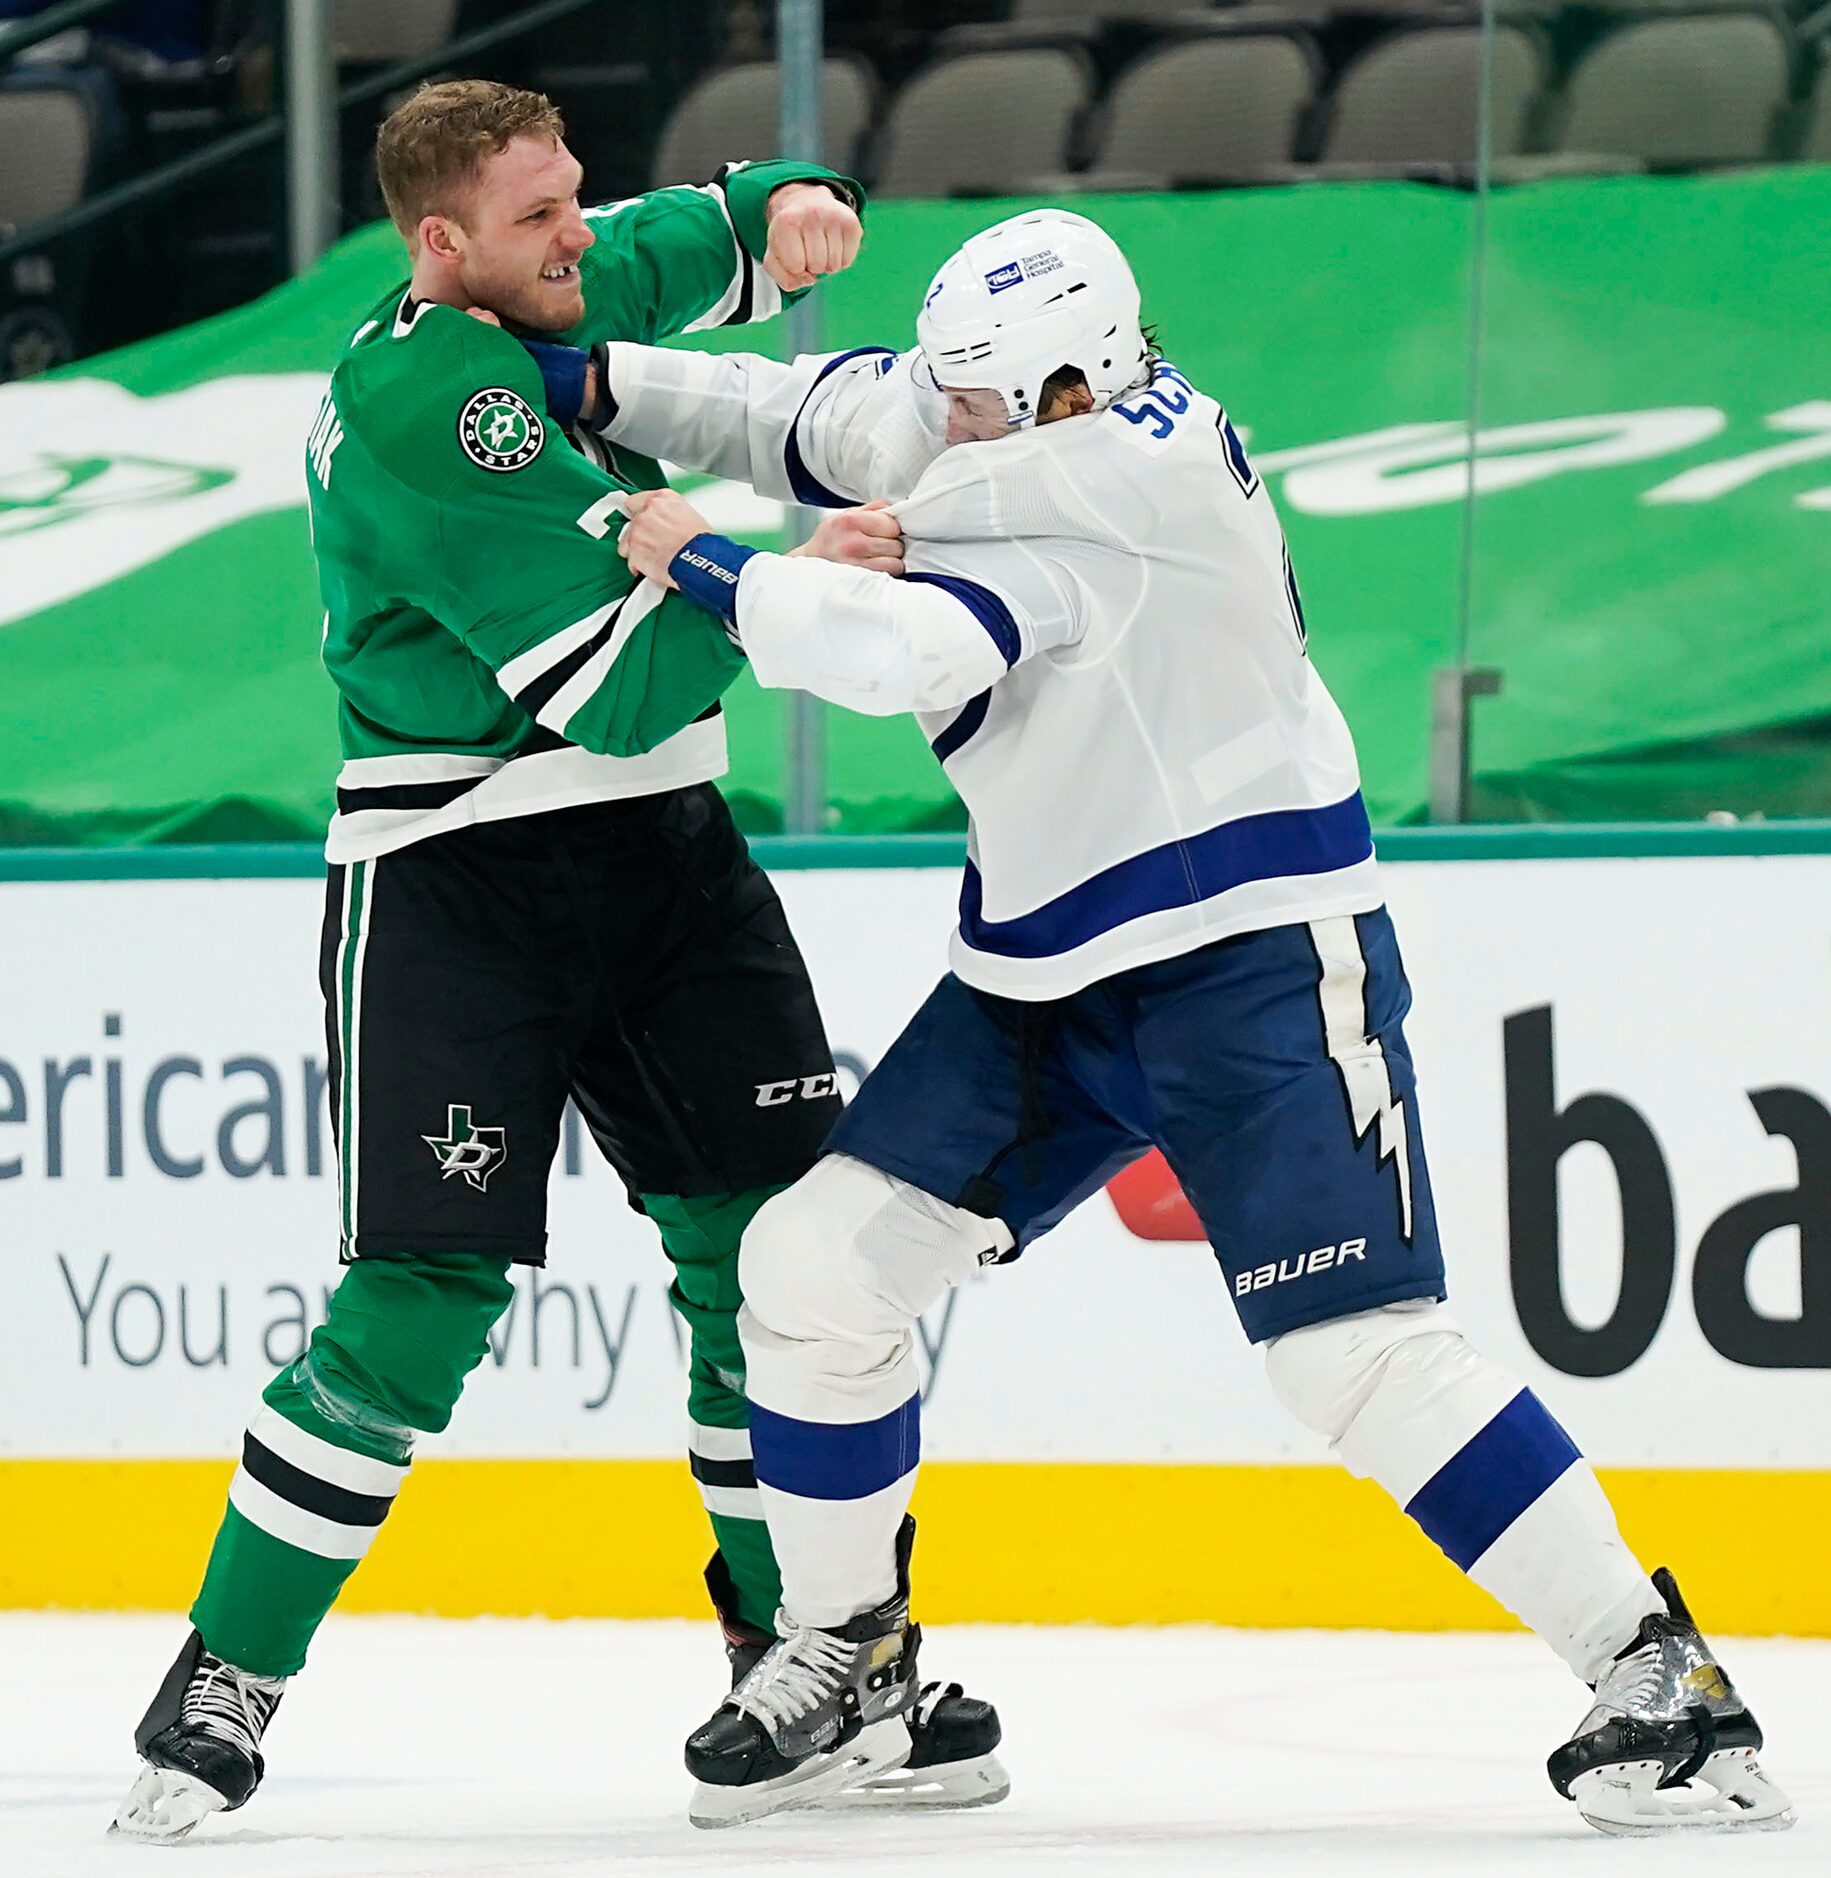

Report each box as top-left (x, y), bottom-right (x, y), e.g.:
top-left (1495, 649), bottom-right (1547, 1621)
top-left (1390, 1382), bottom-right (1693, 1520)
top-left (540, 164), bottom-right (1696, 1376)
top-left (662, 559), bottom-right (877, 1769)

top-left (1548, 1567), bottom-right (1795, 1834)
top-left (110, 1629), bottom-right (286, 1844)
top-left (691, 1516), bottom-right (998, 1828)
top-left (705, 1546), bottom-right (1008, 1817)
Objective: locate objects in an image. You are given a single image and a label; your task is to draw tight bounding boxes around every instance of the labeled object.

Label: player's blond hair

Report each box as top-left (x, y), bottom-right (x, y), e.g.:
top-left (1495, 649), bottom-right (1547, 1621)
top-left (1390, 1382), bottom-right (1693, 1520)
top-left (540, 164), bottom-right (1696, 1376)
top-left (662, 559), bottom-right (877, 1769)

top-left (375, 80), bottom-right (565, 240)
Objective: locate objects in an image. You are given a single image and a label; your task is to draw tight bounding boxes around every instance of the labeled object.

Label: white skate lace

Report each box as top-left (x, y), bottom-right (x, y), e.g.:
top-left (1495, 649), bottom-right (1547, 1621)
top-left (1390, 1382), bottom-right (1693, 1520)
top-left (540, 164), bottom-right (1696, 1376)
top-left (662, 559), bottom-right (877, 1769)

top-left (1597, 1638), bottom-right (1665, 1718)
top-left (180, 1656), bottom-right (283, 1758)
top-left (731, 1623), bottom-right (857, 1733)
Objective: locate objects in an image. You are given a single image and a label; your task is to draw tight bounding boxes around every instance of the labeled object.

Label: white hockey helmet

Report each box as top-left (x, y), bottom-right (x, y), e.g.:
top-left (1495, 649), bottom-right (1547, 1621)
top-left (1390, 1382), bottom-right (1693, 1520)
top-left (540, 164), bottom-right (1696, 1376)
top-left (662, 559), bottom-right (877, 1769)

top-left (915, 208), bottom-right (1147, 429)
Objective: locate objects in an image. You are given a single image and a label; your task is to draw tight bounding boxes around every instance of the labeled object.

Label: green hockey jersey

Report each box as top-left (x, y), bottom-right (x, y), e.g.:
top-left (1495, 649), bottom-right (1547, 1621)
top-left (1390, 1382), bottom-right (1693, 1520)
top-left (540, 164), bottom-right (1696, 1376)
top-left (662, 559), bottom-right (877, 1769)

top-left (305, 160), bottom-right (855, 863)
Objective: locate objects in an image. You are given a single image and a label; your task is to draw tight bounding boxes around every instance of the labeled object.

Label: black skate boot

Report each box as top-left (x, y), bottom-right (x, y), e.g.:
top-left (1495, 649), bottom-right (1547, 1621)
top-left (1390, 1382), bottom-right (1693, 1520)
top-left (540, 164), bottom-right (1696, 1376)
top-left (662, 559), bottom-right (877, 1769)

top-left (110, 1629), bottom-right (287, 1843)
top-left (704, 1536), bottom-right (1008, 1816)
top-left (1548, 1568), bottom-right (1794, 1834)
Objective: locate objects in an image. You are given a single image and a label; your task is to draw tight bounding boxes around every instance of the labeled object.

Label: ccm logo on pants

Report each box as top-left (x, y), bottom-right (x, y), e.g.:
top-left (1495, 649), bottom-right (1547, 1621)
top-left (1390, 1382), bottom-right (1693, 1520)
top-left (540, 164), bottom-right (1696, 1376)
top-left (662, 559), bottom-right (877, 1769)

top-left (1236, 1238), bottom-right (1368, 1296)
top-left (755, 1074), bottom-right (839, 1107)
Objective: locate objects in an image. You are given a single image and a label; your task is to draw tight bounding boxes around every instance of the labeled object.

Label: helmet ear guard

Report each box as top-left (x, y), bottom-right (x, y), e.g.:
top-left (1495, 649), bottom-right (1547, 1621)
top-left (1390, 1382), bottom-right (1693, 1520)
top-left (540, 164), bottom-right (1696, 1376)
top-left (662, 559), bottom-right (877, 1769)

top-left (915, 209), bottom-right (1149, 430)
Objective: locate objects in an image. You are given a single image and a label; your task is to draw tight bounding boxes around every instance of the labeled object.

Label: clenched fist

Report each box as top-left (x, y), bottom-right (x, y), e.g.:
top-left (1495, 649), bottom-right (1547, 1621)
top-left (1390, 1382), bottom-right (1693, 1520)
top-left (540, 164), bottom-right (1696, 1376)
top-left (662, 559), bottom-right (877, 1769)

top-left (790, 500), bottom-right (904, 577)
top-left (617, 488), bottom-right (709, 586)
top-left (763, 182), bottom-right (863, 292)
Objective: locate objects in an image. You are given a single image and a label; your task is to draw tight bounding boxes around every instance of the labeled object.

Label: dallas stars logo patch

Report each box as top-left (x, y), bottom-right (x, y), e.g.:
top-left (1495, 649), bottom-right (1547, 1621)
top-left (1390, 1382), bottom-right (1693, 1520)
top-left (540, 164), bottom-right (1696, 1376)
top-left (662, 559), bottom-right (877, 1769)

top-left (422, 1104), bottom-right (508, 1191)
top-left (457, 387), bottom-right (543, 473)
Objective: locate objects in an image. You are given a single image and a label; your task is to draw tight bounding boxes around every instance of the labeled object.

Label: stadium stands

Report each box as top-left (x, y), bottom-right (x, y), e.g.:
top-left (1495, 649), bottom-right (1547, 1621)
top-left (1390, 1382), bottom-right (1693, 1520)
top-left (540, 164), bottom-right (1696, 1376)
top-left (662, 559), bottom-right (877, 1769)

top-left (3, 0), bottom-right (1829, 376)
top-left (658, 1), bottom-right (1825, 192)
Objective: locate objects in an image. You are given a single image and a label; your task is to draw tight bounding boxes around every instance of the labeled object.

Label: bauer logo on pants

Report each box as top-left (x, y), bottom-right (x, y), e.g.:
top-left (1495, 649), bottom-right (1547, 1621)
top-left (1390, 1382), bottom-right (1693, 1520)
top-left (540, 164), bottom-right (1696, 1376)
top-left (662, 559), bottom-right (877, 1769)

top-left (422, 1105), bottom-right (508, 1191)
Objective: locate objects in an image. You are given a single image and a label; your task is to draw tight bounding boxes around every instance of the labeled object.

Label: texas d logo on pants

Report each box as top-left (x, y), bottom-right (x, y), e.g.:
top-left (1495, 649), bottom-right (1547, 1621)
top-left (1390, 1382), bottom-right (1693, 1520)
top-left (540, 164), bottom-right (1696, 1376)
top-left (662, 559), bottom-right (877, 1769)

top-left (422, 1104), bottom-right (508, 1192)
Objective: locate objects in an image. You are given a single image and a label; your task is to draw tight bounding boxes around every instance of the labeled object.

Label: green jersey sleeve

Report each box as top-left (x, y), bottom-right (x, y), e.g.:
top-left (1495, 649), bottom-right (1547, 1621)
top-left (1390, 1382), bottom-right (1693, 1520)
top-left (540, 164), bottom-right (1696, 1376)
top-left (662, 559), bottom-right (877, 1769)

top-left (558, 158), bottom-right (863, 348)
top-left (360, 308), bottom-right (745, 757)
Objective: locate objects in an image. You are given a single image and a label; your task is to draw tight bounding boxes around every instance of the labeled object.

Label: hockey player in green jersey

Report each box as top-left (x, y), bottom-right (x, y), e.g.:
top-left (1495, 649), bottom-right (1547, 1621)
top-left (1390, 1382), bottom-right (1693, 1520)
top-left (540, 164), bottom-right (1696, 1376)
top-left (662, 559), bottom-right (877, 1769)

top-left (112, 80), bottom-right (1004, 1844)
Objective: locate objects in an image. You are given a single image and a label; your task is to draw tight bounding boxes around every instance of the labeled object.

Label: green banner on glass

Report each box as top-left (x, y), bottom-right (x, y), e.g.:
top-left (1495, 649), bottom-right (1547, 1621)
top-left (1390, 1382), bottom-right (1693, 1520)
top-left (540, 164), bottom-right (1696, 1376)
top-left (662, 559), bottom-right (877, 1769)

top-left (2, 169), bottom-right (1827, 844)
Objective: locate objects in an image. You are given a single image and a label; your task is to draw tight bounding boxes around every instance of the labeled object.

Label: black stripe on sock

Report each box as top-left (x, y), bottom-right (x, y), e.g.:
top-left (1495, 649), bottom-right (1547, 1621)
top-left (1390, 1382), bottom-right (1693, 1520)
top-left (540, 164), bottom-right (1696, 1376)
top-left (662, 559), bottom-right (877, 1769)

top-left (242, 1433), bottom-right (394, 1528)
top-left (689, 1452), bottom-right (757, 1490)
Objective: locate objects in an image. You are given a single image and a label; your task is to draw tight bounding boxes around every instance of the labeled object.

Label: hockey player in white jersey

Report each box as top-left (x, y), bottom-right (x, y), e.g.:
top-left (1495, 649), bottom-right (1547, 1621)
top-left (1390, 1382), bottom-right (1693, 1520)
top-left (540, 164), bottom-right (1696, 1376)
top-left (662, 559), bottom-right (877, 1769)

top-left (527, 209), bottom-right (1794, 1836)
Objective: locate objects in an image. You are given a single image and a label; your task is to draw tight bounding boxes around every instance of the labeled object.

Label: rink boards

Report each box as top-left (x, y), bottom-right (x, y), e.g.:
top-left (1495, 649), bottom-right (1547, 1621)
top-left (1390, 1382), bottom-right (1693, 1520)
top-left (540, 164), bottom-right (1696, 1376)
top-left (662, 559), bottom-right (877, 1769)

top-left (2, 832), bottom-right (1828, 1631)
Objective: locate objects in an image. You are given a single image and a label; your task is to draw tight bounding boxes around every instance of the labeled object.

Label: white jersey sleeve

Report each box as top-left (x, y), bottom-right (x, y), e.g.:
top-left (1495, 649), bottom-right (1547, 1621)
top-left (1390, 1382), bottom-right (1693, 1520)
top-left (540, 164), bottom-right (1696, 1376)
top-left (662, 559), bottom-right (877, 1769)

top-left (731, 443), bottom-right (1085, 715)
top-left (597, 342), bottom-right (946, 505)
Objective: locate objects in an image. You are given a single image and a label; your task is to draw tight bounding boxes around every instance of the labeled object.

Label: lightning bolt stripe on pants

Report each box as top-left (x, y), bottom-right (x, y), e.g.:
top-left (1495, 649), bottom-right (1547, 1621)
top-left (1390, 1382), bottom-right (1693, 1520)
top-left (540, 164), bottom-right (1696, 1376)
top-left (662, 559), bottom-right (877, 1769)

top-left (1308, 914), bottom-right (1414, 1241)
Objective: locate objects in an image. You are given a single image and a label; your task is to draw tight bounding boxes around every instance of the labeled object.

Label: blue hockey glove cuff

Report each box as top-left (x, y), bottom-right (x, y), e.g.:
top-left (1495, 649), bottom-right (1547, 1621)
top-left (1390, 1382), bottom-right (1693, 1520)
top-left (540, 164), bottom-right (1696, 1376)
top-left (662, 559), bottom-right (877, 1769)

top-left (519, 338), bottom-right (597, 430)
top-left (670, 533), bottom-right (757, 632)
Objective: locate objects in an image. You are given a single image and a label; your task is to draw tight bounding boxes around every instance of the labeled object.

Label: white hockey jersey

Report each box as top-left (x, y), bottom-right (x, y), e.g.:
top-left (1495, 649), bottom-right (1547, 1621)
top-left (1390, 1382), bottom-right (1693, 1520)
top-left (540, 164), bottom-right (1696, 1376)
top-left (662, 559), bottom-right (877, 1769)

top-left (599, 342), bottom-right (1382, 999)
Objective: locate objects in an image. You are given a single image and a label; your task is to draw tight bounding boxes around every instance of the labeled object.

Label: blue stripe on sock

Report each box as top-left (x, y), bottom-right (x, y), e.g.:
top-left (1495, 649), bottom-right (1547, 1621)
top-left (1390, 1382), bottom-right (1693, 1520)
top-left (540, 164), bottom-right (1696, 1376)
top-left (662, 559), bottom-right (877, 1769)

top-left (1404, 1389), bottom-right (1581, 1571)
top-left (749, 1395), bottom-right (921, 1502)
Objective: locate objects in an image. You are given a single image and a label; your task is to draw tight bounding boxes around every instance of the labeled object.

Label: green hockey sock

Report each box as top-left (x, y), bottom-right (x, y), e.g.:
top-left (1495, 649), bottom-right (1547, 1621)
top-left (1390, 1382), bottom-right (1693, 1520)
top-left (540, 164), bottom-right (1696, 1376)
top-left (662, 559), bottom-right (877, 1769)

top-left (190, 1253), bottom-right (515, 1678)
top-left (643, 1185), bottom-right (788, 1636)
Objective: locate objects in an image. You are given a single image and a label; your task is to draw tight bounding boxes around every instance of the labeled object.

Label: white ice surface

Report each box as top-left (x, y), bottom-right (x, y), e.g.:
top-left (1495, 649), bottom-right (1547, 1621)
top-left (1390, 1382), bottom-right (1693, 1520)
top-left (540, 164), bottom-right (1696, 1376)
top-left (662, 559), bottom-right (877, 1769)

top-left (1, 1614), bottom-right (1823, 1877)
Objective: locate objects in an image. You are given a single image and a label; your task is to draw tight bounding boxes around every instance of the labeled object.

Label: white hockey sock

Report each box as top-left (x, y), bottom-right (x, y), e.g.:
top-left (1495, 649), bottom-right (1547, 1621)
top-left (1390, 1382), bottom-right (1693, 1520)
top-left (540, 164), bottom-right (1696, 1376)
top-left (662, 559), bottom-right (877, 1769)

top-left (1270, 1305), bottom-right (1662, 1683)
top-left (1338, 1333), bottom-right (1661, 1681)
top-left (743, 1306), bottom-right (918, 1628)
top-left (735, 1158), bottom-right (995, 1631)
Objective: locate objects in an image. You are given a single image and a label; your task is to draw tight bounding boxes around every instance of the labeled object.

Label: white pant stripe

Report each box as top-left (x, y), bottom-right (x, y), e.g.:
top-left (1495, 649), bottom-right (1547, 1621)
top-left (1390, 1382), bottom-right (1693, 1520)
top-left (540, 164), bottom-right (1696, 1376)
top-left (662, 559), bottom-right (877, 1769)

top-left (1308, 916), bottom-right (1414, 1240)
top-left (337, 860), bottom-right (377, 1246)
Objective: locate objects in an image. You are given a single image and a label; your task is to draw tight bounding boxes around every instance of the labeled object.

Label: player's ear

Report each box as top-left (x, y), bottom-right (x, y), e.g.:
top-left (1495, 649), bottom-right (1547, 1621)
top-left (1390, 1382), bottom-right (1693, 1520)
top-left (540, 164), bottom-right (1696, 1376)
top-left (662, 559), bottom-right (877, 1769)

top-left (420, 214), bottom-right (464, 265)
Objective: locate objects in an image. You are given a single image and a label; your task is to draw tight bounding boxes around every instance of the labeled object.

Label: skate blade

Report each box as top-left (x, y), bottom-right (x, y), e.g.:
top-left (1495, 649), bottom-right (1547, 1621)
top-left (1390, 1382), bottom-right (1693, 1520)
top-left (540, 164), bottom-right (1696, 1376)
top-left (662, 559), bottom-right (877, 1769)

top-left (689, 1716), bottom-right (911, 1829)
top-left (827, 1749), bottom-right (1011, 1812)
top-left (108, 1761), bottom-right (230, 1844)
top-left (1573, 1747), bottom-right (1797, 1835)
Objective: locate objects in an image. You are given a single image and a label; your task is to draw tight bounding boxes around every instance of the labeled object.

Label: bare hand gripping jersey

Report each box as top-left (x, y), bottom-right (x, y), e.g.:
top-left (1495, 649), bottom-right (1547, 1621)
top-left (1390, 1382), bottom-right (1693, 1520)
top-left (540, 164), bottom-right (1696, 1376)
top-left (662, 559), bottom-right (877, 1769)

top-left (599, 342), bottom-right (1381, 997)
top-left (305, 162), bottom-right (852, 862)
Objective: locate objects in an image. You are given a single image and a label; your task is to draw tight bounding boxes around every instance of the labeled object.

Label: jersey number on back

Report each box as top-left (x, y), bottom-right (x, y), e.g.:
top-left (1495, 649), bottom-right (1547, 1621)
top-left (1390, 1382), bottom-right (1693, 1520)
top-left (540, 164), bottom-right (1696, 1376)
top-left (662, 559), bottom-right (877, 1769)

top-left (1112, 363), bottom-right (1194, 441)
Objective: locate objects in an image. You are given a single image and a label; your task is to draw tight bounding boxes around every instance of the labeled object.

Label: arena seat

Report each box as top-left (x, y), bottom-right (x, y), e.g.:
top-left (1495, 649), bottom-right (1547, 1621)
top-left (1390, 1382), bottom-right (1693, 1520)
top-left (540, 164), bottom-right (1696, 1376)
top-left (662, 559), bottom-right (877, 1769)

top-left (1321, 23), bottom-right (1547, 165)
top-left (872, 47), bottom-right (1094, 197)
top-left (651, 57), bottom-right (876, 188)
top-left (0, 81), bottom-right (93, 233)
top-left (1549, 12), bottom-right (1794, 164)
top-left (1084, 32), bottom-right (1321, 183)
top-left (331, 0), bottom-right (457, 64)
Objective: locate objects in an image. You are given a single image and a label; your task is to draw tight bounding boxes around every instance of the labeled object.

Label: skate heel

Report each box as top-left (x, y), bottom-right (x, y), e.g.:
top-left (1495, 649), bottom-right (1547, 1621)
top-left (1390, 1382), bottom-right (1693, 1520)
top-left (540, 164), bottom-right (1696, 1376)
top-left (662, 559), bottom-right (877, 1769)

top-left (689, 1715), bottom-right (911, 1829)
top-left (109, 1761), bottom-right (232, 1843)
top-left (1572, 1743), bottom-right (1797, 1836)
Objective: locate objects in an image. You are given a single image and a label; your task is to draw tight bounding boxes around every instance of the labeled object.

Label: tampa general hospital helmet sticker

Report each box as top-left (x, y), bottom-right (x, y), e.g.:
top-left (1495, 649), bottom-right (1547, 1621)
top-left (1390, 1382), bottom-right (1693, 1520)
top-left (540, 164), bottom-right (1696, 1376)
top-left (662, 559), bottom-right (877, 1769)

top-left (458, 387), bottom-right (545, 472)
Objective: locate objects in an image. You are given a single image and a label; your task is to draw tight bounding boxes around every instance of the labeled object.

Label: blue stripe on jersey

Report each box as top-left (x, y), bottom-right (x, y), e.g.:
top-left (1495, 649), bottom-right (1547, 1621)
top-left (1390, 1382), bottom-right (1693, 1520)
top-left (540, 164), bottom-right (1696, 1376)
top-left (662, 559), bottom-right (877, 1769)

top-left (1405, 1390), bottom-right (1581, 1571)
top-left (957, 791), bottom-right (1374, 961)
top-left (783, 347), bottom-right (899, 509)
top-left (931, 689), bottom-right (992, 763)
top-left (749, 1394), bottom-right (921, 1502)
top-left (905, 573), bottom-right (1022, 668)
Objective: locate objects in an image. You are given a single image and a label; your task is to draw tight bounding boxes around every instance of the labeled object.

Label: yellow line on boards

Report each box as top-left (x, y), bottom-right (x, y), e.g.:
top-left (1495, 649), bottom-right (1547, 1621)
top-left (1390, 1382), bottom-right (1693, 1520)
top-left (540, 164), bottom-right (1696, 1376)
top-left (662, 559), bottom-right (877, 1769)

top-left (2, 1459), bottom-right (1825, 1633)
